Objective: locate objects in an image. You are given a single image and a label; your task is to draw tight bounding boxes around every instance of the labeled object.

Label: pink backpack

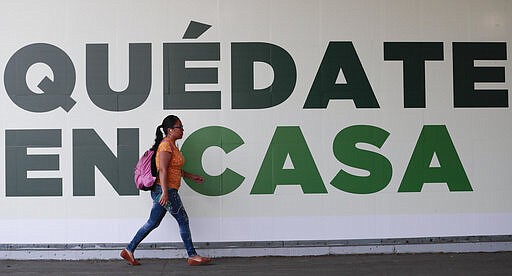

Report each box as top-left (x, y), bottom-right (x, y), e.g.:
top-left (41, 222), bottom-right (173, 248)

top-left (134, 149), bottom-right (156, 190)
top-left (134, 140), bottom-right (172, 190)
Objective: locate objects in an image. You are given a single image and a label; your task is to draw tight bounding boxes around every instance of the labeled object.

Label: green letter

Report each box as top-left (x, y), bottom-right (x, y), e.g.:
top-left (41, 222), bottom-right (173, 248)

top-left (384, 42), bottom-right (444, 108)
top-left (304, 42), bottom-right (379, 109)
top-left (4, 43), bottom-right (76, 112)
top-left (251, 126), bottom-right (326, 194)
top-left (453, 42), bottom-right (507, 108)
top-left (163, 43), bottom-right (220, 109)
top-left (6, 129), bottom-right (62, 197)
top-left (181, 126), bottom-right (245, 196)
top-left (398, 125), bottom-right (472, 192)
top-left (73, 129), bottom-right (139, 196)
top-left (86, 43), bottom-right (152, 111)
top-left (231, 42), bottom-right (296, 109)
top-left (331, 125), bottom-right (392, 194)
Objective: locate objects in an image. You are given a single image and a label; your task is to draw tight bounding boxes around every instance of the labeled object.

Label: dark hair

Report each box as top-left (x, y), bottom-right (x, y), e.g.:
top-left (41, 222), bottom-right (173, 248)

top-left (150, 115), bottom-right (180, 150)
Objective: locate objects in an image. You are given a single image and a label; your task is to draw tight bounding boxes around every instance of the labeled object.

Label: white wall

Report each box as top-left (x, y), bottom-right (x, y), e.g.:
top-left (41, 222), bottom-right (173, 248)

top-left (0, 0), bottom-right (511, 244)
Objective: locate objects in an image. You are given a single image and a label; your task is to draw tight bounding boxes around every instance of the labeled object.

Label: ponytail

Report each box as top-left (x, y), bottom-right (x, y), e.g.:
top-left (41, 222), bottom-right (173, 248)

top-left (150, 125), bottom-right (164, 151)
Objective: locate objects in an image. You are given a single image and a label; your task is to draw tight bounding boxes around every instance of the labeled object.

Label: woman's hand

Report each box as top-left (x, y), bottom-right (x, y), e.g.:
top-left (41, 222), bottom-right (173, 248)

top-left (189, 174), bottom-right (204, 184)
top-left (159, 190), bottom-right (169, 207)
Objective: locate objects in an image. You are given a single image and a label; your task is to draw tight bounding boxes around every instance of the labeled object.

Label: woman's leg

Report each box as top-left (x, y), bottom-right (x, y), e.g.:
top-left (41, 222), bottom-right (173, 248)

top-left (167, 189), bottom-right (198, 257)
top-left (126, 188), bottom-right (167, 253)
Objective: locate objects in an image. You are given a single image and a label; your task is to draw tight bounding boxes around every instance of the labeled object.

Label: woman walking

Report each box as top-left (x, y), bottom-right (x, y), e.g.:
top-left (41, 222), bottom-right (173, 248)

top-left (121, 115), bottom-right (211, 266)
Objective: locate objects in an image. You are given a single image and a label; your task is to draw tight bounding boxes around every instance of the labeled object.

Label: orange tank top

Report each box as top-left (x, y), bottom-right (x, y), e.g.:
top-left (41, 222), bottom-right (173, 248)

top-left (155, 138), bottom-right (185, 189)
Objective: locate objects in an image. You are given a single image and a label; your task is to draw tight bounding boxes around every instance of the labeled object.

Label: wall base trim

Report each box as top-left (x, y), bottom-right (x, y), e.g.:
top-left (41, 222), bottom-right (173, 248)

top-left (1, 235), bottom-right (511, 260)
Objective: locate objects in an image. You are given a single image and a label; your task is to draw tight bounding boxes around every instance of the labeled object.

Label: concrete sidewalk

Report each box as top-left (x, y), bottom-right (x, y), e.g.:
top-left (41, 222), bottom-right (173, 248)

top-left (1, 252), bottom-right (511, 275)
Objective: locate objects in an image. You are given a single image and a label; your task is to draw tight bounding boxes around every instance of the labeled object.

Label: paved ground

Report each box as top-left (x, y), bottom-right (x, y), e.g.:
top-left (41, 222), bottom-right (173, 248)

top-left (1, 252), bottom-right (511, 275)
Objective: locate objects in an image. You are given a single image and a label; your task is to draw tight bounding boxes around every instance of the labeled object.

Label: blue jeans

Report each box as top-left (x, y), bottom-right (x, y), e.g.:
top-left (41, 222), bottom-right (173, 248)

top-left (126, 185), bottom-right (197, 257)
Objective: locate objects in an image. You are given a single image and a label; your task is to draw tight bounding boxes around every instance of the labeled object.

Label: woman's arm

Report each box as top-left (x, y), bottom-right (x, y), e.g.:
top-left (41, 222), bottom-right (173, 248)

top-left (183, 170), bottom-right (204, 184)
top-left (158, 151), bottom-right (172, 206)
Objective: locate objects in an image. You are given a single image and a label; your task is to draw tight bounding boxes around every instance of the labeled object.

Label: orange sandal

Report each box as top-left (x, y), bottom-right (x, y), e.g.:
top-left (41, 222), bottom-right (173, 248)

top-left (121, 248), bottom-right (141, 266)
top-left (187, 256), bottom-right (211, 266)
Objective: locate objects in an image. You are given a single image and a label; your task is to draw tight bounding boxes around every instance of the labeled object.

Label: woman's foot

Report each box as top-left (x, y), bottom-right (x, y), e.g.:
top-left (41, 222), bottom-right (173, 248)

top-left (187, 255), bottom-right (211, 266)
top-left (120, 248), bottom-right (141, 266)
